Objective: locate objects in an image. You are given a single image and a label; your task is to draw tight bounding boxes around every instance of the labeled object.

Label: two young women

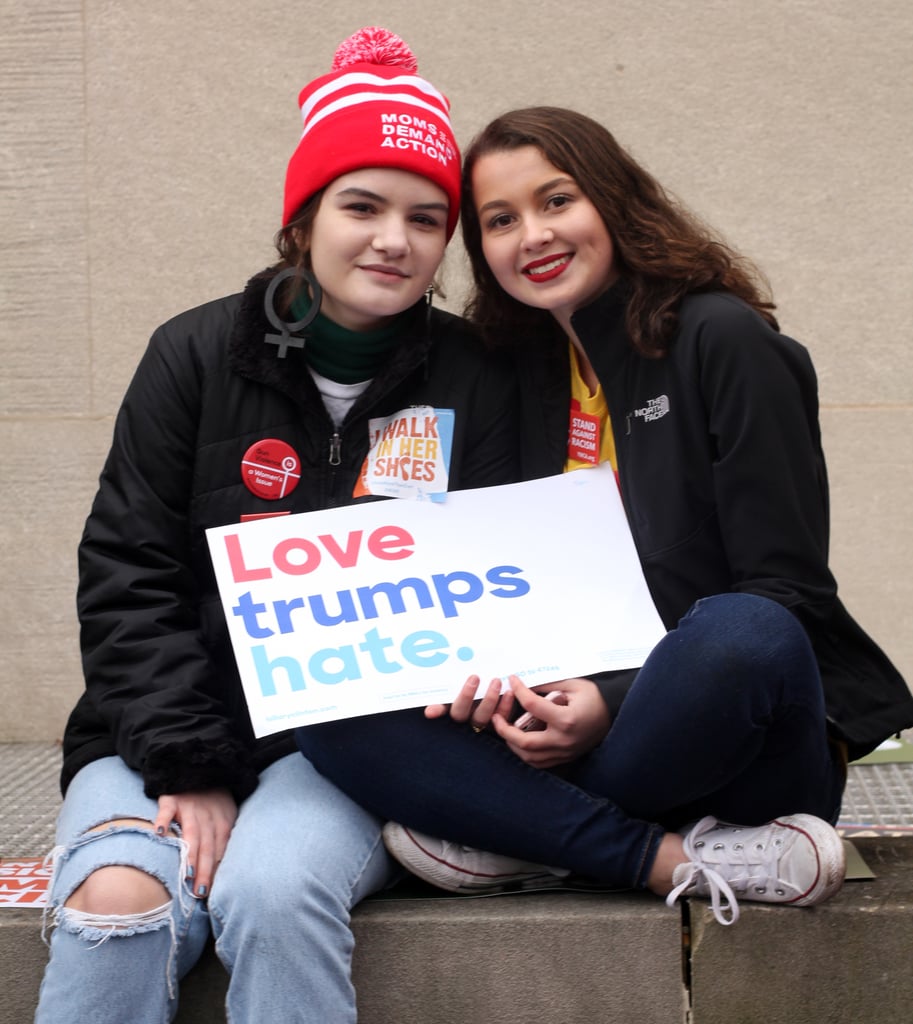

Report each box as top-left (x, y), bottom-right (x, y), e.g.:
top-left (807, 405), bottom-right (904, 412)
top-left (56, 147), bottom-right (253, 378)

top-left (296, 106), bottom-right (913, 924)
top-left (36, 29), bottom-right (518, 1023)
top-left (40, 29), bottom-right (912, 1021)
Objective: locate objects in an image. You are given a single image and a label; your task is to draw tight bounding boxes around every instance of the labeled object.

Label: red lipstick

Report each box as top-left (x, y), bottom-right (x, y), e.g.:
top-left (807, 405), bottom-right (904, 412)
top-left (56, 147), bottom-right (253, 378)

top-left (522, 253), bottom-right (572, 282)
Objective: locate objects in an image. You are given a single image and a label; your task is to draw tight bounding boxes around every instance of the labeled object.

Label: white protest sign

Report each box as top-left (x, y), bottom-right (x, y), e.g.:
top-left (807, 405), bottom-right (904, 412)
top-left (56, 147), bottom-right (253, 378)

top-left (206, 465), bottom-right (666, 737)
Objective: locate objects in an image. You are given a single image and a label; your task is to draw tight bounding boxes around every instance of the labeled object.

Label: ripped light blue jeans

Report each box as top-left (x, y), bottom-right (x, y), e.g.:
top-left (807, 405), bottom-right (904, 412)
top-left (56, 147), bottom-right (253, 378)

top-left (34, 752), bottom-right (396, 1024)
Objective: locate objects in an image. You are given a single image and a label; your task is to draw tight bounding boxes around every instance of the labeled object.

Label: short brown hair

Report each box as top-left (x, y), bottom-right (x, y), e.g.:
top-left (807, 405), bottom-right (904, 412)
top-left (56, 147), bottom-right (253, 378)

top-left (270, 189), bottom-right (325, 314)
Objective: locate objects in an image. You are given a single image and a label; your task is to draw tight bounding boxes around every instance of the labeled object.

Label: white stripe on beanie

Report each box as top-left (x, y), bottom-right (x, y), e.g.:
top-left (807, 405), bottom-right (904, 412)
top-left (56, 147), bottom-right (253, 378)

top-left (300, 91), bottom-right (455, 142)
top-left (300, 71), bottom-right (451, 130)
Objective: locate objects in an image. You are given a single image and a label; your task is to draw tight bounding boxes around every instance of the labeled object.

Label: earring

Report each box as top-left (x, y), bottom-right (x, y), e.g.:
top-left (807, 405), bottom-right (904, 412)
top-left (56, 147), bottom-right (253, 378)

top-left (263, 266), bottom-right (323, 359)
top-left (424, 283), bottom-right (435, 330)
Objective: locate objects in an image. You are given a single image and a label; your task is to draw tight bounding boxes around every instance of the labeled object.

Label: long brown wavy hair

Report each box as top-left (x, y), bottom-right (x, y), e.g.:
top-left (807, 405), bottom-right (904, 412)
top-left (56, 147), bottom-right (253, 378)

top-left (461, 107), bottom-right (778, 357)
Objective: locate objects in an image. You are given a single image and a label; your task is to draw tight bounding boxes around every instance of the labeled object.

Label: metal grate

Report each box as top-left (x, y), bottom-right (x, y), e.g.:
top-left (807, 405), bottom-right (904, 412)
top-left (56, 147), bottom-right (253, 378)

top-left (1, 742), bottom-right (913, 858)
top-left (0, 744), bottom-right (62, 857)
top-left (838, 762), bottom-right (913, 835)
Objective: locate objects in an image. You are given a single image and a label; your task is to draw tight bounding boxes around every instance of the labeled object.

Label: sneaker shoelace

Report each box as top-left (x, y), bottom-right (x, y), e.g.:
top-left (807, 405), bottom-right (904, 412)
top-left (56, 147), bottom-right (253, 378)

top-left (666, 859), bottom-right (739, 925)
top-left (665, 815), bottom-right (792, 926)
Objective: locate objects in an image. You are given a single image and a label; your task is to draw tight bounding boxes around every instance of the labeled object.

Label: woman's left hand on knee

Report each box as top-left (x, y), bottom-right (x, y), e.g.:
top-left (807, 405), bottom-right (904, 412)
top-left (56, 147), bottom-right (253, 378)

top-left (154, 789), bottom-right (238, 899)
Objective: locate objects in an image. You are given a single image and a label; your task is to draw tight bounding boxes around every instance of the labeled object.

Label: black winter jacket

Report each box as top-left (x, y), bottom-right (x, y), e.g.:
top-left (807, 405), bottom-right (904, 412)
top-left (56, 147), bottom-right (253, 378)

top-left (517, 285), bottom-right (913, 760)
top-left (62, 271), bottom-right (519, 799)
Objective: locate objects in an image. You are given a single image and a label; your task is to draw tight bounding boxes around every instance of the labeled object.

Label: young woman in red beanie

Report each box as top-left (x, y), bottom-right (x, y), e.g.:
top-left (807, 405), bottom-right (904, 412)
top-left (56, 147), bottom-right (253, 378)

top-left (35, 29), bottom-right (517, 1023)
top-left (296, 106), bottom-right (913, 927)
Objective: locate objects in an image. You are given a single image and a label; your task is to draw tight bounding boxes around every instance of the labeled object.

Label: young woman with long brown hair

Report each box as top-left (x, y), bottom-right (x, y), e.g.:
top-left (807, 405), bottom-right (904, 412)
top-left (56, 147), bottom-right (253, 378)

top-left (296, 106), bottom-right (913, 925)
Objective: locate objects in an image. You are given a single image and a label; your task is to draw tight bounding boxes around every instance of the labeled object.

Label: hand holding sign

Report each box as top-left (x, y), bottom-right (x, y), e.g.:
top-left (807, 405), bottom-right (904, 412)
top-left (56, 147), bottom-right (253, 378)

top-left (424, 673), bottom-right (516, 729)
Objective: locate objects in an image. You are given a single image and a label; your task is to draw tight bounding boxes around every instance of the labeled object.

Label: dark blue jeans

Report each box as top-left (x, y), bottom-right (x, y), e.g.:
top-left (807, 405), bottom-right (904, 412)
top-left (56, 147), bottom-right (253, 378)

top-left (296, 594), bottom-right (845, 889)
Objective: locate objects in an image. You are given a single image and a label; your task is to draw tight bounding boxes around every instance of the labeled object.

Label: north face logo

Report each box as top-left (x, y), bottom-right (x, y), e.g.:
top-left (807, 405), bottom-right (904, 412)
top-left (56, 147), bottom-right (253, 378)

top-left (633, 395), bottom-right (670, 422)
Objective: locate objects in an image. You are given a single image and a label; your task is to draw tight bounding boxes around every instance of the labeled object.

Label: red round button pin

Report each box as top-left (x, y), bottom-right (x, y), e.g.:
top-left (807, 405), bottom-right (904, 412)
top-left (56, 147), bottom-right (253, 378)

top-left (241, 439), bottom-right (301, 500)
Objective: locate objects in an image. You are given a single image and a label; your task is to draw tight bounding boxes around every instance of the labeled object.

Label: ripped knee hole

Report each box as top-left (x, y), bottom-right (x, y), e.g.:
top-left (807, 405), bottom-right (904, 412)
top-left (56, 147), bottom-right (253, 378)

top-left (64, 821), bottom-right (175, 914)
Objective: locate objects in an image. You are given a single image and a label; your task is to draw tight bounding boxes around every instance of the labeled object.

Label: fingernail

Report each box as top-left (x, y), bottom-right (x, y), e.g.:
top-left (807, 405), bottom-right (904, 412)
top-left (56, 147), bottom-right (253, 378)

top-left (156, 826), bottom-right (165, 836)
top-left (187, 864), bottom-right (195, 879)
top-left (197, 885), bottom-right (207, 898)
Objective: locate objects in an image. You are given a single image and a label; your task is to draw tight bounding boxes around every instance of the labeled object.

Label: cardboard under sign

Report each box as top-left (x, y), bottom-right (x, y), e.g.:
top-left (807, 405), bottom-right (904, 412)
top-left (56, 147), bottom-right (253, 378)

top-left (207, 465), bottom-right (666, 737)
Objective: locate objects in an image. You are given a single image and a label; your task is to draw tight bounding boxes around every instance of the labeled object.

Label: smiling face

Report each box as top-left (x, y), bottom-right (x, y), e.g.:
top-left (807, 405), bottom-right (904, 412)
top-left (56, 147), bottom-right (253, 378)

top-left (471, 146), bottom-right (618, 332)
top-left (305, 167), bottom-right (449, 331)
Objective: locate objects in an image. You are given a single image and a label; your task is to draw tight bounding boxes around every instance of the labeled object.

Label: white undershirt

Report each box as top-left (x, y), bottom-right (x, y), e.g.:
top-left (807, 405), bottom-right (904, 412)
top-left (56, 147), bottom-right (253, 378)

top-left (308, 368), bottom-right (372, 428)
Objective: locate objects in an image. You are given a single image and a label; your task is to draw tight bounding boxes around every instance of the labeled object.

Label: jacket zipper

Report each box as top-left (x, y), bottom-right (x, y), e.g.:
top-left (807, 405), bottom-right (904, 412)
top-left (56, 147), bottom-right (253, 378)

top-left (328, 432), bottom-right (342, 467)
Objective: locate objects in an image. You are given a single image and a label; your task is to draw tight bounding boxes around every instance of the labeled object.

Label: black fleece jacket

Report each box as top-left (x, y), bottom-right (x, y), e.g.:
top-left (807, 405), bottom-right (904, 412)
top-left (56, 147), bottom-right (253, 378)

top-left (515, 285), bottom-right (913, 759)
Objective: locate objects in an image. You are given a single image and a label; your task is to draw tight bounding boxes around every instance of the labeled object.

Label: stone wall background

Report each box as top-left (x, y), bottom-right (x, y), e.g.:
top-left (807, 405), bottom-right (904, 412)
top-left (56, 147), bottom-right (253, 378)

top-left (2, 0), bottom-right (910, 741)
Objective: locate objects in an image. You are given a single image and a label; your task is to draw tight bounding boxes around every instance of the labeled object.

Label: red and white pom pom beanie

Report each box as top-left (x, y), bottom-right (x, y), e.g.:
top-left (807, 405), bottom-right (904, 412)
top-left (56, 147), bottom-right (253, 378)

top-left (283, 26), bottom-right (461, 237)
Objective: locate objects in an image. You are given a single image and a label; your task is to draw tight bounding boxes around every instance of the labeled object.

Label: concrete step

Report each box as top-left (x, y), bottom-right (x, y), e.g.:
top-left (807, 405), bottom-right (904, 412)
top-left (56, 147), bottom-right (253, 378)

top-left (688, 838), bottom-right (913, 1024)
top-left (6, 841), bottom-right (913, 1022)
top-left (4, 886), bottom-right (685, 1024)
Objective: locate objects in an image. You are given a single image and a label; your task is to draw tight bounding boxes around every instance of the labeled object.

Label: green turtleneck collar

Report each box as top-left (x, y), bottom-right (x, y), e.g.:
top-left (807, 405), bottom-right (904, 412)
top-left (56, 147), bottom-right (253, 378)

top-left (289, 292), bottom-right (405, 384)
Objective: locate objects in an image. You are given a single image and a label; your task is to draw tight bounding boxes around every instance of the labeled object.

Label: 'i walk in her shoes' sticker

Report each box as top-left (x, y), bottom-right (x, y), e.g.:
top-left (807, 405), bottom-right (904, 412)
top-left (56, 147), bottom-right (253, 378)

top-left (354, 406), bottom-right (453, 502)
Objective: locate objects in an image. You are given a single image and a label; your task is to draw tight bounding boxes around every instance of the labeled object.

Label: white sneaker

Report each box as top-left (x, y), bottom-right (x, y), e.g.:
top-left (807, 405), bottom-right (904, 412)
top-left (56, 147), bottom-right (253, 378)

top-left (666, 814), bottom-right (846, 926)
top-left (382, 822), bottom-right (570, 894)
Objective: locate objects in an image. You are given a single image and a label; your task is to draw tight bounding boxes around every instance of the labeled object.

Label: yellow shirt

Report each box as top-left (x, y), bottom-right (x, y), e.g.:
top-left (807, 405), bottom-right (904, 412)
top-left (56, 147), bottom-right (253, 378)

top-left (566, 343), bottom-right (617, 472)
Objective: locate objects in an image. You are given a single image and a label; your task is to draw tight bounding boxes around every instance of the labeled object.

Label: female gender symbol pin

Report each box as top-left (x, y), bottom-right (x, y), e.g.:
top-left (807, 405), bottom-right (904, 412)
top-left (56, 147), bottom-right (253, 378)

top-left (263, 267), bottom-right (322, 358)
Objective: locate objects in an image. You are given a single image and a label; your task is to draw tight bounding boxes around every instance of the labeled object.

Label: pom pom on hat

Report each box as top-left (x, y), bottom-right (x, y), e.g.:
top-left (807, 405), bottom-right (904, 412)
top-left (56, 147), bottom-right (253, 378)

top-left (331, 27), bottom-right (418, 74)
top-left (283, 27), bottom-right (461, 236)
